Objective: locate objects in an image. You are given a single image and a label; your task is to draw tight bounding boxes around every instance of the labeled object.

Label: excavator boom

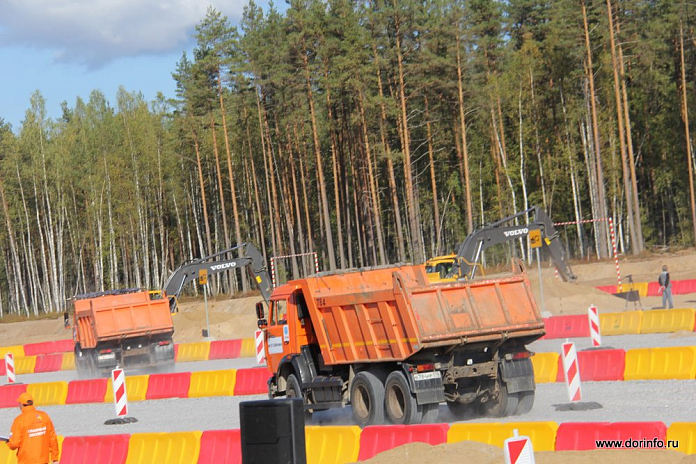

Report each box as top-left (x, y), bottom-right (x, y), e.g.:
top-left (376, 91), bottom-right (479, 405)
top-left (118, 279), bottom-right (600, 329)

top-left (449, 206), bottom-right (577, 282)
top-left (163, 242), bottom-right (272, 311)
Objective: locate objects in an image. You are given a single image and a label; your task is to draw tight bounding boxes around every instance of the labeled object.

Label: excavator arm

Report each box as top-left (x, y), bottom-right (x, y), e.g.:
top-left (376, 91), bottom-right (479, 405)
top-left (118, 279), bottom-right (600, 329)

top-left (450, 206), bottom-right (577, 282)
top-left (163, 243), bottom-right (272, 312)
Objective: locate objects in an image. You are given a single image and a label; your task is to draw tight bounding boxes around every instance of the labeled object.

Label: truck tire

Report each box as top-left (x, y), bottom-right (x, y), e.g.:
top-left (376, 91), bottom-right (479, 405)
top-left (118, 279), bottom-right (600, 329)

top-left (286, 374), bottom-right (311, 424)
top-left (351, 371), bottom-right (385, 427)
top-left (481, 381), bottom-right (518, 418)
top-left (384, 371), bottom-right (421, 425)
top-left (514, 390), bottom-right (535, 415)
top-left (420, 403), bottom-right (440, 424)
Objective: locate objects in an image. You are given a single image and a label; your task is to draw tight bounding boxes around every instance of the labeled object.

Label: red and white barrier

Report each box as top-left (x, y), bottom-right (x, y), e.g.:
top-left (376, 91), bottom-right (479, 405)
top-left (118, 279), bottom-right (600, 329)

top-left (111, 368), bottom-right (128, 417)
top-left (254, 330), bottom-right (266, 365)
top-left (588, 306), bottom-right (601, 347)
top-left (5, 354), bottom-right (15, 384)
top-left (504, 430), bottom-right (535, 464)
top-left (561, 342), bottom-right (582, 402)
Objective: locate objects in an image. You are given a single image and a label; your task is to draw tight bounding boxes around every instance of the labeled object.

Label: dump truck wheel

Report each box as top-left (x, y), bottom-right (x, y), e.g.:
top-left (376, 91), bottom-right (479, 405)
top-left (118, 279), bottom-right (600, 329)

top-left (286, 374), bottom-right (312, 424)
top-left (419, 403), bottom-right (440, 424)
top-left (351, 371), bottom-right (385, 427)
top-left (384, 371), bottom-right (420, 425)
top-left (514, 390), bottom-right (535, 415)
top-left (481, 381), bottom-right (518, 418)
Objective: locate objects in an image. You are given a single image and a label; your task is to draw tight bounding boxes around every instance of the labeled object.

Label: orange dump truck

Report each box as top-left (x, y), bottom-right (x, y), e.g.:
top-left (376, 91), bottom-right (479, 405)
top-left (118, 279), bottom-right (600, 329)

top-left (257, 261), bottom-right (545, 426)
top-left (73, 289), bottom-right (175, 378)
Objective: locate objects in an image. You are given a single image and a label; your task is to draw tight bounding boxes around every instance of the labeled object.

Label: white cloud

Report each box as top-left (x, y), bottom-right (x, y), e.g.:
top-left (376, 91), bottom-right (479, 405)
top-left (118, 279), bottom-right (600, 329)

top-left (0, 0), bottom-right (250, 68)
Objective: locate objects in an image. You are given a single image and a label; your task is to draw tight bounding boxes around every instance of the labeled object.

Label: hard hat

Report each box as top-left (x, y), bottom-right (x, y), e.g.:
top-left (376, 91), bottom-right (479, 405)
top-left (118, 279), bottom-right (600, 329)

top-left (17, 392), bottom-right (33, 406)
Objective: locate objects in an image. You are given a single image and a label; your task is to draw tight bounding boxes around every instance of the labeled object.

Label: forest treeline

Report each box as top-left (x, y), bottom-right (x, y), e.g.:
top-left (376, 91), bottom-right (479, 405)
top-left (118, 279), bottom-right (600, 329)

top-left (1, 0), bottom-right (696, 316)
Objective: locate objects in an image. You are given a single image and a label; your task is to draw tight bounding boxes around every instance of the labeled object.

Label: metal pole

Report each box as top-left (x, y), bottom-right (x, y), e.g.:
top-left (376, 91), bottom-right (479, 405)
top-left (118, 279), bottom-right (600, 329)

top-left (203, 283), bottom-right (211, 338)
top-left (536, 248), bottom-right (546, 313)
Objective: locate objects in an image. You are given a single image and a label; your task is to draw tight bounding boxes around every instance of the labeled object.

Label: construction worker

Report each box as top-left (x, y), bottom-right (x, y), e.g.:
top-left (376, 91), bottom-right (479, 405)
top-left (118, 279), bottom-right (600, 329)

top-left (7, 392), bottom-right (60, 464)
top-left (658, 264), bottom-right (674, 309)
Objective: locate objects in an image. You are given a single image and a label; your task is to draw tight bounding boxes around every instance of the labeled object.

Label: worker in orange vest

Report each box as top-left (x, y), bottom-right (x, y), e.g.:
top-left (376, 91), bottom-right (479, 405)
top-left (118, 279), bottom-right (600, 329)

top-left (6, 393), bottom-right (59, 464)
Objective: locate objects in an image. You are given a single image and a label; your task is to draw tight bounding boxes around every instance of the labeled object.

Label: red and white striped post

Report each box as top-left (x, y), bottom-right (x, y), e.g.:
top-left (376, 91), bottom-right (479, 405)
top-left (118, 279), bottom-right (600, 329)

top-left (255, 329), bottom-right (266, 365)
top-left (554, 217), bottom-right (621, 290)
top-left (270, 251), bottom-right (320, 288)
top-left (5, 353), bottom-right (15, 384)
top-left (561, 342), bottom-right (582, 402)
top-left (111, 368), bottom-right (128, 417)
top-left (588, 305), bottom-right (601, 347)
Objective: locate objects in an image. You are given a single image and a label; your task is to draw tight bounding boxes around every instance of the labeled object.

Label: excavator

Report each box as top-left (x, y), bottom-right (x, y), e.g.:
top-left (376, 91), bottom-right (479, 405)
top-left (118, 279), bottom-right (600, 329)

top-left (159, 242), bottom-right (272, 312)
top-left (426, 206), bottom-right (577, 283)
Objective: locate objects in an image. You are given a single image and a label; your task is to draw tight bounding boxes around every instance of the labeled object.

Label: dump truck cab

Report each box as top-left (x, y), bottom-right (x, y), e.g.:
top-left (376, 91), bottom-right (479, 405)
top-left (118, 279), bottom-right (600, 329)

top-left (258, 284), bottom-right (314, 373)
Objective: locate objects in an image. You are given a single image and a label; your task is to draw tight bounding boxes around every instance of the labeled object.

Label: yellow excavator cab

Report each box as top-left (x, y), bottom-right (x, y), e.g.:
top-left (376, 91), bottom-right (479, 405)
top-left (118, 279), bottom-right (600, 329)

top-left (425, 254), bottom-right (458, 283)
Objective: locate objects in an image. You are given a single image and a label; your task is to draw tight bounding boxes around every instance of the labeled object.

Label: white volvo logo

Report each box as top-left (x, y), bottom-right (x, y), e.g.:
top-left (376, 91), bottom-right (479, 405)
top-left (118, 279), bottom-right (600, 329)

top-left (503, 228), bottom-right (529, 237)
top-left (210, 263), bottom-right (238, 271)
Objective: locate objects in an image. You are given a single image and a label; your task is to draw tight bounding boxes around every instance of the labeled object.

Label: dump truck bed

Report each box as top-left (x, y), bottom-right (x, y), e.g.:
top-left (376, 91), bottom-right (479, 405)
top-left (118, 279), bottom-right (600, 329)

top-left (74, 291), bottom-right (174, 349)
top-left (300, 265), bottom-right (544, 365)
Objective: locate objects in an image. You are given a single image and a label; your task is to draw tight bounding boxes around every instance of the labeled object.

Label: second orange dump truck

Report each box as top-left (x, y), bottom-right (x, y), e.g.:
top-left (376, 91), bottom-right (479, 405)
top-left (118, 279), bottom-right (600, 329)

top-left (258, 260), bottom-right (545, 426)
top-left (73, 289), bottom-right (175, 378)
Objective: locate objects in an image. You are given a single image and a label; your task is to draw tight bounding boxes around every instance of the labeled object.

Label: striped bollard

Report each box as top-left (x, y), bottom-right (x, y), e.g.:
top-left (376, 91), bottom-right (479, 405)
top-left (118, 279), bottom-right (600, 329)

top-left (588, 305), bottom-right (601, 347)
top-left (561, 341), bottom-right (582, 402)
top-left (104, 368), bottom-right (138, 425)
top-left (255, 329), bottom-right (266, 365)
top-left (5, 353), bottom-right (15, 384)
top-left (112, 368), bottom-right (128, 417)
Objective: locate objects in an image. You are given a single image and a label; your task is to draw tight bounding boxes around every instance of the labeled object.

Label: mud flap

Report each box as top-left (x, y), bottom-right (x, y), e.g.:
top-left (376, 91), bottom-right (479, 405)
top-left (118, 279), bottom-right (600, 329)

top-left (500, 358), bottom-right (535, 394)
top-left (406, 369), bottom-right (446, 405)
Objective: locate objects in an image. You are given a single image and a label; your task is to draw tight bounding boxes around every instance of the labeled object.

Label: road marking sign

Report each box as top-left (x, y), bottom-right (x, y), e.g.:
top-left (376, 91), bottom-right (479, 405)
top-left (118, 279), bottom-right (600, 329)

top-left (561, 341), bottom-right (582, 402)
top-left (588, 305), bottom-right (601, 347)
top-left (255, 329), bottom-right (266, 365)
top-left (112, 368), bottom-right (128, 417)
top-left (504, 430), bottom-right (535, 464)
top-left (5, 353), bottom-right (15, 384)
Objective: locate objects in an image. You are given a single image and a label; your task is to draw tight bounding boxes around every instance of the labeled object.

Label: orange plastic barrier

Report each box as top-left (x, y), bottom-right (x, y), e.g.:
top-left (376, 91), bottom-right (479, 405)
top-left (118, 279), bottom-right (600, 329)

top-left (0, 383), bottom-right (28, 409)
top-left (624, 346), bottom-right (696, 380)
top-left (233, 367), bottom-right (269, 396)
top-left (674, 279), bottom-right (696, 295)
top-left (531, 352), bottom-right (559, 383)
top-left (62, 352), bottom-right (76, 371)
top-left (555, 349), bottom-right (625, 382)
top-left (27, 381), bottom-right (68, 406)
top-left (23, 339), bottom-right (74, 356)
top-left (53, 339), bottom-right (76, 353)
top-left (34, 353), bottom-right (64, 373)
top-left (358, 424), bottom-right (449, 461)
top-left (305, 426), bottom-right (361, 464)
top-left (14, 356), bottom-right (36, 375)
top-left (542, 315), bottom-right (589, 339)
top-left (60, 434), bottom-right (130, 464)
top-left (188, 370), bottom-right (236, 398)
top-left (125, 431), bottom-right (202, 464)
top-left (198, 429), bottom-right (241, 464)
top-left (145, 372), bottom-right (191, 400)
top-left (447, 422), bottom-right (558, 451)
top-left (209, 340), bottom-right (243, 360)
top-left (0, 359), bottom-right (4, 376)
top-left (66, 379), bottom-right (109, 404)
top-left (555, 421), bottom-right (667, 450)
top-left (0, 441), bottom-right (17, 464)
top-left (666, 422), bottom-right (696, 454)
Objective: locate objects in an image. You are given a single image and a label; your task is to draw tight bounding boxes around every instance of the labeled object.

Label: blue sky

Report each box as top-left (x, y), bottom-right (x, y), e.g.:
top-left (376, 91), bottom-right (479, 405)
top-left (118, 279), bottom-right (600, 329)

top-left (0, 0), bottom-right (279, 132)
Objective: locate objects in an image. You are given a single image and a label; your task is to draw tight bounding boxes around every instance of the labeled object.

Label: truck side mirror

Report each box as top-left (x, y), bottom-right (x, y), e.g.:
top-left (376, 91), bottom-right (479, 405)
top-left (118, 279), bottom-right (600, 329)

top-left (255, 302), bottom-right (265, 320)
top-left (257, 319), bottom-right (267, 329)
